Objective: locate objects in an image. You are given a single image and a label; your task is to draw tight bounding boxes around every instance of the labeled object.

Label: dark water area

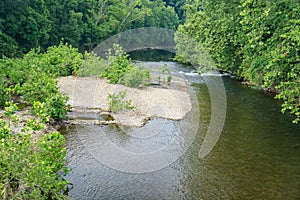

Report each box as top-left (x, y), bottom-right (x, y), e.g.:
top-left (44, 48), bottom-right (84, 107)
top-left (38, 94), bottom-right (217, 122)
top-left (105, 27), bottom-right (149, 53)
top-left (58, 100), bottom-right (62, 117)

top-left (63, 62), bottom-right (300, 199)
top-left (129, 49), bottom-right (175, 61)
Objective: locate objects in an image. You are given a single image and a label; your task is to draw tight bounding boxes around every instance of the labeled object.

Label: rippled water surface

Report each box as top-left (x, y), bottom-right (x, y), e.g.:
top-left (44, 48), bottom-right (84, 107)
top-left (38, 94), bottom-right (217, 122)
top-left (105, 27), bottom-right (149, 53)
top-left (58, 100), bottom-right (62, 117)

top-left (63, 62), bottom-right (300, 199)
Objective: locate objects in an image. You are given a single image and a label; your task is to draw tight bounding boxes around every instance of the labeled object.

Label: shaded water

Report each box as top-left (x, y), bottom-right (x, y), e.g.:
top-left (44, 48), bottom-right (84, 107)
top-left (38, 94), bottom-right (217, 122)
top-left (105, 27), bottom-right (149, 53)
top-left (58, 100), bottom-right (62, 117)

top-left (63, 62), bottom-right (300, 199)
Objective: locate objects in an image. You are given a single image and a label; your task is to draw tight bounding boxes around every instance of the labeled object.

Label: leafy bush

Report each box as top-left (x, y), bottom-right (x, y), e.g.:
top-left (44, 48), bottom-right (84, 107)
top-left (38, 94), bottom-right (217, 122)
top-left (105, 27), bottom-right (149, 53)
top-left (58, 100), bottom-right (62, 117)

top-left (81, 45), bottom-right (151, 88)
top-left (0, 44), bottom-right (75, 200)
top-left (31, 101), bottom-right (50, 123)
top-left (0, 120), bottom-right (69, 200)
top-left (0, 56), bottom-right (31, 86)
top-left (0, 81), bottom-right (7, 108)
top-left (78, 52), bottom-right (107, 77)
top-left (120, 65), bottom-right (151, 87)
top-left (3, 102), bottom-right (19, 128)
top-left (45, 94), bottom-right (70, 121)
top-left (42, 43), bottom-right (84, 76)
top-left (108, 90), bottom-right (135, 113)
top-left (101, 44), bottom-right (134, 84)
top-left (19, 71), bottom-right (58, 103)
top-left (0, 105), bottom-right (68, 198)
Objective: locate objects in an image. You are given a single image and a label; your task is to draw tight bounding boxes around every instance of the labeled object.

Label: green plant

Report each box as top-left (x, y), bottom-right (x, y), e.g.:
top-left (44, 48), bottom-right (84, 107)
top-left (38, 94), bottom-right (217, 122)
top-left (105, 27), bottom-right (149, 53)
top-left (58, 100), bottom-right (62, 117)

top-left (101, 44), bottom-right (134, 84)
top-left (22, 119), bottom-right (45, 133)
top-left (120, 65), bottom-right (151, 88)
top-left (41, 43), bottom-right (84, 76)
top-left (0, 120), bottom-right (69, 199)
top-left (158, 64), bottom-right (172, 84)
top-left (31, 101), bottom-right (50, 123)
top-left (19, 71), bottom-right (58, 104)
top-left (176, 0), bottom-right (300, 123)
top-left (44, 94), bottom-right (70, 121)
top-left (0, 81), bottom-right (7, 108)
top-left (30, 94), bottom-right (69, 122)
top-left (108, 90), bottom-right (135, 113)
top-left (78, 52), bottom-right (107, 77)
top-left (4, 102), bottom-right (19, 128)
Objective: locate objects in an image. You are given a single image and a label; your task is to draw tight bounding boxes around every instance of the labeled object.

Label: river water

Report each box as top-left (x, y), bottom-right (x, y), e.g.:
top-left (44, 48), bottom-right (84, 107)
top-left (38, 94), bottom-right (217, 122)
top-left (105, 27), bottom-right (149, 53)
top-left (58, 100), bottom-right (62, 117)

top-left (62, 61), bottom-right (300, 199)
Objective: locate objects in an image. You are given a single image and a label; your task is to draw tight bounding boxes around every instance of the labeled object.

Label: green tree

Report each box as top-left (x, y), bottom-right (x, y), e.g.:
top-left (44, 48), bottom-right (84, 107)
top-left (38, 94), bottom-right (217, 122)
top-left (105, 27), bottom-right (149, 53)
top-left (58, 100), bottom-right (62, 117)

top-left (0, 0), bottom-right (51, 54)
top-left (176, 0), bottom-right (300, 122)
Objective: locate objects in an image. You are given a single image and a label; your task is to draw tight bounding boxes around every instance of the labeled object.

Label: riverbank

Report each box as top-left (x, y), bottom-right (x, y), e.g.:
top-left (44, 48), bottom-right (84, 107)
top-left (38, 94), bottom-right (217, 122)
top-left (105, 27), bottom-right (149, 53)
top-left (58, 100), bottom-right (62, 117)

top-left (0, 108), bottom-right (61, 137)
top-left (58, 75), bottom-right (192, 127)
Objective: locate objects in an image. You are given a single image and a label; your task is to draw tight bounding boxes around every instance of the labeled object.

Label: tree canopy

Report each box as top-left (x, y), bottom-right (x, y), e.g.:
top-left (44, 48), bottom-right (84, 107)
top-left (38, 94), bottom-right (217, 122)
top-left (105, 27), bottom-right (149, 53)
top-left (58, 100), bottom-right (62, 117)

top-left (0, 0), bottom-right (179, 57)
top-left (176, 0), bottom-right (300, 123)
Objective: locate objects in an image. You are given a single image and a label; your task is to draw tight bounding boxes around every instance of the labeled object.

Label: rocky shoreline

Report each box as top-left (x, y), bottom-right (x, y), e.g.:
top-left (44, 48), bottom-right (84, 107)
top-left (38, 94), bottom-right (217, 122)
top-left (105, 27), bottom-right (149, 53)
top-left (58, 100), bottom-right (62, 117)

top-left (58, 75), bottom-right (192, 127)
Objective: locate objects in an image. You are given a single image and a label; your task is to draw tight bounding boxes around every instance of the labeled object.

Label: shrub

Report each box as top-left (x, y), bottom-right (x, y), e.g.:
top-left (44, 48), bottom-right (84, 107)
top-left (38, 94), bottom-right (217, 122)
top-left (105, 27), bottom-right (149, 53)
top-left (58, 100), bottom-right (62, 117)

top-left (77, 52), bottom-right (107, 77)
top-left (19, 71), bottom-right (58, 104)
top-left (101, 44), bottom-right (134, 83)
top-left (45, 94), bottom-right (70, 121)
top-left (0, 56), bottom-right (31, 86)
top-left (31, 101), bottom-right (50, 123)
top-left (158, 64), bottom-right (172, 84)
top-left (120, 65), bottom-right (151, 87)
top-left (108, 90), bottom-right (135, 113)
top-left (0, 120), bottom-right (69, 200)
top-left (34, 43), bottom-right (84, 77)
top-left (3, 102), bottom-right (19, 128)
top-left (0, 81), bottom-right (7, 108)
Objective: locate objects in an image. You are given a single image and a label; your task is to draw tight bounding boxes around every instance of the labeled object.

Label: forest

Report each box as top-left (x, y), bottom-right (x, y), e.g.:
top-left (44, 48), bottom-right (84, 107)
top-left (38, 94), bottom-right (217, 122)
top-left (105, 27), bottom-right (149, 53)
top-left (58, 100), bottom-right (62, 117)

top-left (0, 0), bottom-right (179, 57)
top-left (176, 0), bottom-right (300, 123)
top-left (0, 0), bottom-right (299, 199)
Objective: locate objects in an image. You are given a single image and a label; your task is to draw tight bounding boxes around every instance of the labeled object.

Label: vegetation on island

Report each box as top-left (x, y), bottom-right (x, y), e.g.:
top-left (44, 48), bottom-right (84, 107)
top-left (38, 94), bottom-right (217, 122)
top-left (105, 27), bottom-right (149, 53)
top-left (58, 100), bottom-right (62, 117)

top-left (108, 90), bottom-right (135, 113)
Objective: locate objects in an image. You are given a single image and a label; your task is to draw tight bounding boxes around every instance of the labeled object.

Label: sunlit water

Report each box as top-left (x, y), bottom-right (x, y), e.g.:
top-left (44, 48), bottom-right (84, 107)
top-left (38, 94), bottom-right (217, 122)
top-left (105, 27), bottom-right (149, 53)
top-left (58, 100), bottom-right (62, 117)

top-left (62, 62), bottom-right (300, 199)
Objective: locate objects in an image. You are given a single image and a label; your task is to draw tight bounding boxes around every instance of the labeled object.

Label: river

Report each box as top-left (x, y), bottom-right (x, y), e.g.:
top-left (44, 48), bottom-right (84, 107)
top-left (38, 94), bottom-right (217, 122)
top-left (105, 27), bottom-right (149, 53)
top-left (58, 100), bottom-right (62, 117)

top-left (62, 61), bottom-right (300, 199)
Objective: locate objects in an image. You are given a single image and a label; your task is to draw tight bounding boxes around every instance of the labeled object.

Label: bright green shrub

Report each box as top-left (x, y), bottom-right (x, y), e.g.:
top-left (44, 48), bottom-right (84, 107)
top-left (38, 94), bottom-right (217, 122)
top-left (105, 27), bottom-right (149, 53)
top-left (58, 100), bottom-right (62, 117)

top-left (31, 101), bottom-right (51, 123)
top-left (101, 54), bottom-right (134, 84)
top-left (101, 44), bottom-right (134, 84)
top-left (0, 120), bottom-right (69, 200)
top-left (20, 71), bottom-right (58, 103)
top-left (21, 43), bottom-right (84, 77)
top-left (31, 96), bottom-right (69, 122)
top-left (0, 44), bottom-right (74, 200)
top-left (120, 65), bottom-right (151, 87)
top-left (0, 56), bottom-right (31, 86)
top-left (0, 81), bottom-right (7, 108)
top-left (45, 94), bottom-right (69, 121)
top-left (42, 43), bottom-right (84, 76)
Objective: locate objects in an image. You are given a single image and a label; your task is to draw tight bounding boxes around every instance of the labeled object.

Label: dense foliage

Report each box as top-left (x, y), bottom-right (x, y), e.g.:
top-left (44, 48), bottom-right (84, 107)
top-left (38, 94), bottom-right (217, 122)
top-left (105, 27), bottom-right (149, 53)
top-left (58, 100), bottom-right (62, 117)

top-left (121, 65), bottom-right (151, 87)
top-left (0, 105), bottom-right (69, 199)
top-left (79, 44), bottom-right (151, 87)
top-left (162, 0), bottom-right (186, 23)
top-left (0, 44), bottom-right (84, 199)
top-left (176, 0), bottom-right (300, 123)
top-left (0, 44), bottom-right (81, 120)
top-left (0, 0), bottom-right (179, 57)
top-left (101, 45), bottom-right (135, 84)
